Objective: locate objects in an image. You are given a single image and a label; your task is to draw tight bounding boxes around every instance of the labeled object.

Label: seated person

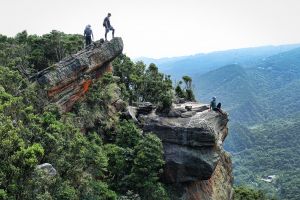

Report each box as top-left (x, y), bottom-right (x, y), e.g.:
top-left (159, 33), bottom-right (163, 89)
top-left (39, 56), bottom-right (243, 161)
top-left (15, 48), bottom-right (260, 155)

top-left (210, 97), bottom-right (224, 114)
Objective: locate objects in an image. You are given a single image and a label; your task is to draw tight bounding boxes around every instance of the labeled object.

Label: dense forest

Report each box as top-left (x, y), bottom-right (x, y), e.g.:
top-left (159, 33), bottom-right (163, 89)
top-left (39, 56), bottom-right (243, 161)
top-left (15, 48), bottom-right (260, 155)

top-left (0, 30), bottom-right (271, 200)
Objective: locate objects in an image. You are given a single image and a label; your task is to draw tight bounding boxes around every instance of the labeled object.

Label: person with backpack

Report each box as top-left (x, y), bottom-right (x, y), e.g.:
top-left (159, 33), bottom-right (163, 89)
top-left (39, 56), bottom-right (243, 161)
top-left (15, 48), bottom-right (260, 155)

top-left (84, 24), bottom-right (94, 46)
top-left (103, 13), bottom-right (115, 41)
top-left (210, 96), bottom-right (224, 114)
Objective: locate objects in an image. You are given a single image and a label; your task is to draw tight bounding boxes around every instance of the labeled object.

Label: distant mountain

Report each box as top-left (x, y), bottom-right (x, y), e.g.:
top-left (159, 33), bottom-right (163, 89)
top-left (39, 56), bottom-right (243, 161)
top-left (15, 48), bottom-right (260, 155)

top-left (194, 64), bottom-right (264, 124)
top-left (134, 56), bottom-right (188, 66)
top-left (192, 47), bottom-right (300, 200)
top-left (136, 44), bottom-right (300, 80)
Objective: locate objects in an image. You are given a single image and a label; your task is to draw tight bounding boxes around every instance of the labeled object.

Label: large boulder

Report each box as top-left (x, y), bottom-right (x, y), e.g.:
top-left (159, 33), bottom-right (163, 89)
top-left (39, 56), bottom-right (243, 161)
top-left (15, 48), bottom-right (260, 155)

top-left (34, 38), bottom-right (123, 112)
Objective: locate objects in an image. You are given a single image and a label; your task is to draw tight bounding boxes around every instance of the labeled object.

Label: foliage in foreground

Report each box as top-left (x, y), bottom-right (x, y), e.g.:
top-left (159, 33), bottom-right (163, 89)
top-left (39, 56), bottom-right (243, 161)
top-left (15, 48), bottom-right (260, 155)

top-left (0, 67), bottom-right (116, 199)
top-left (0, 31), bottom-right (170, 199)
top-left (0, 66), bottom-right (169, 199)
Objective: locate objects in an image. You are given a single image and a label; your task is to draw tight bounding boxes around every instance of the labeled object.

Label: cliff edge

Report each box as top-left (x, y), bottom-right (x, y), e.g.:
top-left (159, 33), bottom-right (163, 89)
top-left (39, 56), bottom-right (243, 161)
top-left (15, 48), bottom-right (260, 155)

top-left (131, 102), bottom-right (233, 199)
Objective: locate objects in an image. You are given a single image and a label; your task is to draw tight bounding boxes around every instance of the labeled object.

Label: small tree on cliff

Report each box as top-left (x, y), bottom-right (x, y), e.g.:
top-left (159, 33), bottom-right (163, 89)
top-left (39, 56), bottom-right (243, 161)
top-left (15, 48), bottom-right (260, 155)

top-left (182, 75), bottom-right (192, 90)
top-left (175, 81), bottom-right (185, 98)
top-left (175, 76), bottom-right (195, 101)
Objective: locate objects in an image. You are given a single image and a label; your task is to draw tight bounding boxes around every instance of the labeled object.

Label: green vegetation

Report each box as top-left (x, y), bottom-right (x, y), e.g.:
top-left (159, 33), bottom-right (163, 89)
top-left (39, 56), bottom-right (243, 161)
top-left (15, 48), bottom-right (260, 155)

top-left (0, 67), bottom-right (117, 199)
top-left (113, 55), bottom-right (173, 112)
top-left (0, 30), bottom-right (83, 74)
top-left (0, 31), bottom-right (171, 199)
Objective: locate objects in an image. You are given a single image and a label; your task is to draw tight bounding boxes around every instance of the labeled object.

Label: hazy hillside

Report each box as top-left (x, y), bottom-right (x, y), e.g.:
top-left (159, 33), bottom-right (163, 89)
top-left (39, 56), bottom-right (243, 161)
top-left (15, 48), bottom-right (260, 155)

top-left (192, 48), bottom-right (300, 200)
top-left (193, 64), bottom-right (264, 124)
top-left (137, 44), bottom-right (300, 80)
top-left (233, 114), bottom-right (300, 200)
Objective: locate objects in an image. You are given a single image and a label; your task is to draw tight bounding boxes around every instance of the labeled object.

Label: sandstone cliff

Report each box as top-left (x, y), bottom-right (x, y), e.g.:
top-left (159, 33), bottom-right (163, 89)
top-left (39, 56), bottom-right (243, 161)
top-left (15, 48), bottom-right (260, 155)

top-left (131, 102), bottom-right (233, 200)
top-left (34, 38), bottom-right (123, 112)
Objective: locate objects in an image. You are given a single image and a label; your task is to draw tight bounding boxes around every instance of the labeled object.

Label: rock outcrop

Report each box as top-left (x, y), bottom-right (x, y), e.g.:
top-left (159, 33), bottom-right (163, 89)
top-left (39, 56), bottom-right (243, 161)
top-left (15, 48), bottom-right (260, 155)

top-left (131, 102), bottom-right (233, 200)
top-left (34, 38), bottom-right (123, 112)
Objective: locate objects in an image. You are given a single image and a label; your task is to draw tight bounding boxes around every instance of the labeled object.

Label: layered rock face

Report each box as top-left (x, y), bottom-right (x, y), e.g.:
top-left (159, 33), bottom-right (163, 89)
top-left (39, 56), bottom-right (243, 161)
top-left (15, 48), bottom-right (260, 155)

top-left (137, 102), bottom-right (233, 200)
top-left (35, 38), bottom-right (123, 112)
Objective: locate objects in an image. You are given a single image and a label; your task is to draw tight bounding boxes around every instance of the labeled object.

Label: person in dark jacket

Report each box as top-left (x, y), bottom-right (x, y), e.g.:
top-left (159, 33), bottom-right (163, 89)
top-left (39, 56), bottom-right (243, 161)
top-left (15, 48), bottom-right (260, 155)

top-left (210, 96), bottom-right (224, 114)
top-left (84, 24), bottom-right (94, 46)
top-left (103, 13), bottom-right (115, 40)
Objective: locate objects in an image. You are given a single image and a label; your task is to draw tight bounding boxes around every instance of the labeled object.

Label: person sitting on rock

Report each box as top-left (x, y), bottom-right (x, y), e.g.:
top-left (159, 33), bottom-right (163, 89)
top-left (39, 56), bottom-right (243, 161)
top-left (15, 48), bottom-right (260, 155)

top-left (84, 24), bottom-right (94, 46)
top-left (210, 96), bottom-right (224, 114)
top-left (103, 13), bottom-right (115, 41)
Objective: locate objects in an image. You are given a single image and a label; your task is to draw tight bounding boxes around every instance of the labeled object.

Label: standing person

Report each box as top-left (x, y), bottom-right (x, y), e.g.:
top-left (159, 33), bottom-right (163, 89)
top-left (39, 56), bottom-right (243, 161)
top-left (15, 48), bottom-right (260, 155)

top-left (103, 13), bottom-right (115, 40)
top-left (84, 24), bottom-right (94, 46)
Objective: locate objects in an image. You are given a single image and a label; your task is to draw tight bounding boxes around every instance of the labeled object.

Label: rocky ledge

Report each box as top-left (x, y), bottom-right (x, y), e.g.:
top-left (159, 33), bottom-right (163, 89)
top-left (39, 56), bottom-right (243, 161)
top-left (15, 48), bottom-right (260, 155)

top-left (34, 38), bottom-right (123, 112)
top-left (128, 102), bottom-right (233, 199)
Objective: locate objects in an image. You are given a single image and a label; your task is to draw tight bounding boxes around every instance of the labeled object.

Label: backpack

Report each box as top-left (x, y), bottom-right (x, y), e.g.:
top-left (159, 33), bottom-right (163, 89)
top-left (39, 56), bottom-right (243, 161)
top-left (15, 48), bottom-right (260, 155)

top-left (103, 18), bottom-right (107, 27)
top-left (85, 28), bottom-right (92, 36)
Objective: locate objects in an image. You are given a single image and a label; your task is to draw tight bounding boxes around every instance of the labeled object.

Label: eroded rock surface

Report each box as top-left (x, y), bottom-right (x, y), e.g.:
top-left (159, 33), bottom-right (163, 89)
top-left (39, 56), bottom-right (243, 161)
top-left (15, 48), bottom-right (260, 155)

top-left (35, 38), bottom-right (123, 112)
top-left (184, 151), bottom-right (233, 200)
top-left (135, 102), bottom-right (232, 199)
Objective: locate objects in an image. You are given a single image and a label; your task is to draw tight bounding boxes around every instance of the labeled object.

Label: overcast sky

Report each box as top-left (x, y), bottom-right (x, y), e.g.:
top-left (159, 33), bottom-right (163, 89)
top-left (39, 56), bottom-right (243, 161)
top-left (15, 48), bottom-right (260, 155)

top-left (1, 0), bottom-right (300, 58)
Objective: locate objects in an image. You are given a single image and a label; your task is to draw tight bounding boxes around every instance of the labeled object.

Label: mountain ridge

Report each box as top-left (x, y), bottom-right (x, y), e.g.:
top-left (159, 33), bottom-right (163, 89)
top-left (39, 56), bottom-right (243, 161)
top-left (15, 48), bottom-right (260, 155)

top-left (136, 43), bottom-right (300, 80)
top-left (190, 47), bottom-right (300, 200)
